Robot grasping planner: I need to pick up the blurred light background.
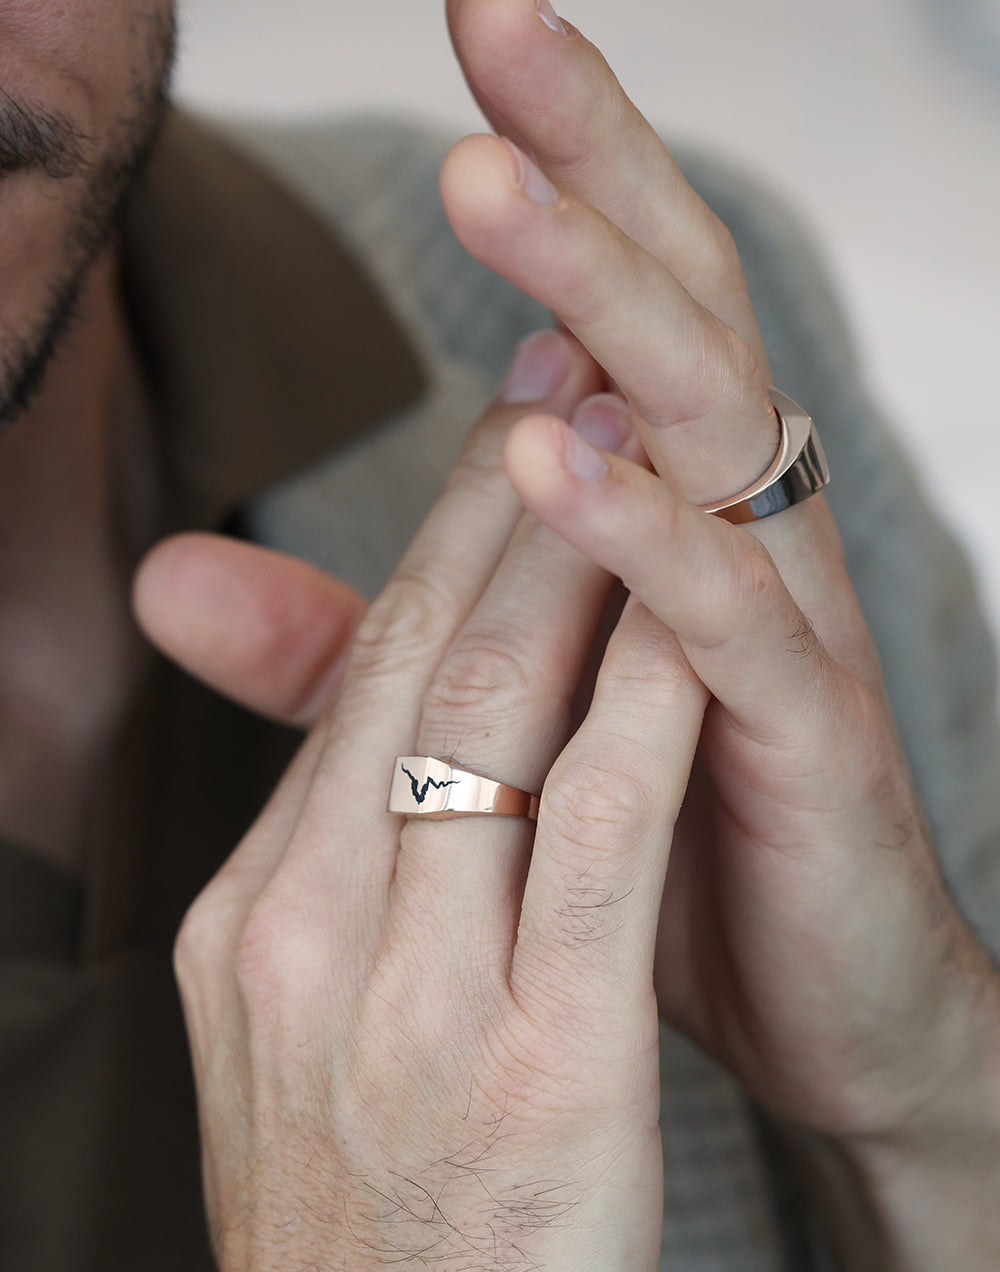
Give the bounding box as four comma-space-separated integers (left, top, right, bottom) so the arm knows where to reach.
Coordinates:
175, 0, 1000, 639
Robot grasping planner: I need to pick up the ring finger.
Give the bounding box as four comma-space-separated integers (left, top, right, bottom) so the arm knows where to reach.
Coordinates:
204, 331, 603, 931
395, 394, 642, 962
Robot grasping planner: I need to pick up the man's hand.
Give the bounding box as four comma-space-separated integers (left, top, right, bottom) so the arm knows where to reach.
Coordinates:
137, 5, 1000, 1265
137, 332, 708, 1271
439, 3, 1000, 1265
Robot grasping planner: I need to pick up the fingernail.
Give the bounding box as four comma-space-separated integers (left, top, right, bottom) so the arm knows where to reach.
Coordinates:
536, 0, 568, 36
570, 394, 633, 453
501, 330, 570, 403
502, 138, 560, 207
563, 427, 609, 482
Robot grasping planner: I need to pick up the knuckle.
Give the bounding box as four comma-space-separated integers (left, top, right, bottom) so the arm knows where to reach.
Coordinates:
653, 482, 687, 551
173, 893, 218, 992
424, 632, 533, 723
558, 70, 625, 170
700, 213, 744, 284
676, 211, 748, 297
842, 681, 904, 790
348, 571, 452, 677
689, 538, 781, 656
173, 836, 275, 1007
667, 210, 747, 306
654, 322, 765, 429
724, 324, 765, 390
702, 325, 765, 415
706, 212, 740, 264
719, 542, 831, 677
172, 885, 242, 1031
729, 537, 780, 622
543, 756, 651, 858
233, 894, 319, 1017
445, 412, 508, 493
602, 630, 693, 704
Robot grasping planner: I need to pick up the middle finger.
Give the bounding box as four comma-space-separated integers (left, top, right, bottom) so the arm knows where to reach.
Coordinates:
441, 133, 779, 506
447, 0, 764, 356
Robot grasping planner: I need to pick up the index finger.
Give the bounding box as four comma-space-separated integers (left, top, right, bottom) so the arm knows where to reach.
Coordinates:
440, 134, 780, 506
446, 0, 765, 362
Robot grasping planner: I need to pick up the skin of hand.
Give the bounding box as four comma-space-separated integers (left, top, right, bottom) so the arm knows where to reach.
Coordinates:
138, 4, 1000, 1265
138, 333, 714, 1271
437, 1, 1000, 1263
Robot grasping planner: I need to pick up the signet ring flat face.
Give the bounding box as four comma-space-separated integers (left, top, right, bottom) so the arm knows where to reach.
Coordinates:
388, 757, 540, 820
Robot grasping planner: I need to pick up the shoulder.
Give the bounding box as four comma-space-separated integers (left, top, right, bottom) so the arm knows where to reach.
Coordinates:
205, 115, 549, 384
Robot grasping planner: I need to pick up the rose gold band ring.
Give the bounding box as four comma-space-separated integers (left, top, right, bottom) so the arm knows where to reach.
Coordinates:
388, 757, 540, 820
701, 388, 830, 524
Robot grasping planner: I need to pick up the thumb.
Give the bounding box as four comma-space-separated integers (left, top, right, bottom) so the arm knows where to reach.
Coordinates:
133, 533, 367, 728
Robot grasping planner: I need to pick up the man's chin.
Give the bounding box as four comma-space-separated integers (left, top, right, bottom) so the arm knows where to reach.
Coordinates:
0, 272, 87, 429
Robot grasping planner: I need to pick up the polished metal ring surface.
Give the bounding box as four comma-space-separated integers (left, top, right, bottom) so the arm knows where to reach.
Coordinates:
701, 388, 830, 524
388, 757, 540, 820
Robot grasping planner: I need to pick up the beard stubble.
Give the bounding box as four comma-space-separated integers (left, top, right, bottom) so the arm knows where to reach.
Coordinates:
0, 7, 177, 428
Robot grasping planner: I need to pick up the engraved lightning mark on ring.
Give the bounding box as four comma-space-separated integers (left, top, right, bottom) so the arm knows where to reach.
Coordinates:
401, 763, 460, 806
